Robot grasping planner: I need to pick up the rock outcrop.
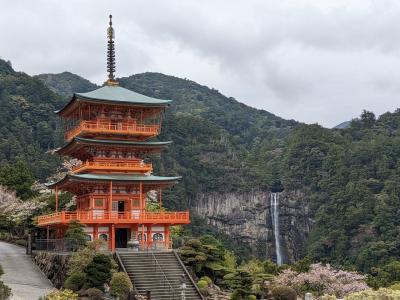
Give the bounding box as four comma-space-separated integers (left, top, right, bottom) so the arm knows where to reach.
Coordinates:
191, 189, 312, 263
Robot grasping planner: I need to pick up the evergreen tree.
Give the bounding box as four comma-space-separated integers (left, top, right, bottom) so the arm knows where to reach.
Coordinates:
0, 161, 36, 200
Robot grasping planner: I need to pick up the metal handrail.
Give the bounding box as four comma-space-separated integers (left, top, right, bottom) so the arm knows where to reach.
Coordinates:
173, 250, 206, 300
114, 252, 139, 295
149, 251, 177, 299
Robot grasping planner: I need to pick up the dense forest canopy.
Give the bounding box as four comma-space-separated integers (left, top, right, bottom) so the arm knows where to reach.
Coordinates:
0, 60, 64, 179
281, 110, 400, 274
3, 57, 400, 277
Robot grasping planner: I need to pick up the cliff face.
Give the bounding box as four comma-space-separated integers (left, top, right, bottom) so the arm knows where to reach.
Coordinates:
191, 189, 312, 263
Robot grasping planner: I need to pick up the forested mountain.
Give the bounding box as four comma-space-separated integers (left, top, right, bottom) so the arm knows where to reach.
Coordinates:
282, 110, 400, 274
35, 72, 98, 98
0, 60, 64, 179
0, 58, 295, 202
4, 56, 400, 276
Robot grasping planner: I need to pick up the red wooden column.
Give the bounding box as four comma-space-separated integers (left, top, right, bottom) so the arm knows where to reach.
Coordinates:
147, 225, 152, 249
164, 225, 170, 249
109, 181, 113, 213
93, 224, 98, 241
141, 224, 145, 250
111, 224, 115, 252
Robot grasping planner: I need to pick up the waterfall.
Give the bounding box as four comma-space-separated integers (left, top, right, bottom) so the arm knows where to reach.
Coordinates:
270, 192, 283, 265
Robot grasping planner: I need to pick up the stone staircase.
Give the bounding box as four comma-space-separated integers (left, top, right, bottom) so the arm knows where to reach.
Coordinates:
117, 251, 204, 300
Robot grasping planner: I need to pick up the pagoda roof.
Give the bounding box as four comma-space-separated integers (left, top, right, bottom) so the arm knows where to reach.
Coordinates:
57, 85, 171, 116
48, 173, 181, 189
57, 137, 172, 156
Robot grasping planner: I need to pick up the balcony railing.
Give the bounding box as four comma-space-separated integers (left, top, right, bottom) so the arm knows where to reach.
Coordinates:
65, 120, 160, 141
37, 211, 190, 226
72, 160, 153, 174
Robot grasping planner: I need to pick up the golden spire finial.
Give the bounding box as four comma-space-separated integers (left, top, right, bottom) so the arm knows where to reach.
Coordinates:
106, 14, 118, 86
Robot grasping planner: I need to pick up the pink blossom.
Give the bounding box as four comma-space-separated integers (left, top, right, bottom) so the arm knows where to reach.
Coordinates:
274, 263, 369, 297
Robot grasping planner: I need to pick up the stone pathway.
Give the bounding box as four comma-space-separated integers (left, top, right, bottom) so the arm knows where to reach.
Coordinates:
0, 241, 53, 300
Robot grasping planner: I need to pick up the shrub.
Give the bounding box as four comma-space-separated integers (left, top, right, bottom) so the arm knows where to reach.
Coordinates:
109, 272, 133, 300
0, 264, 11, 300
271, 286, 297, 300
344, 288, 400, 299
200, 276, 212, 285
197, 280, 208, 289
390, 283, 400, 290
321, 295, 337, 300
0, 281, 11, 300
43, 289, 78, 300
64, 271, 86, 291
67, 240, 106, 275
84, 254, 112, 290
14, 239, 27, 247
83, 287, 104, 300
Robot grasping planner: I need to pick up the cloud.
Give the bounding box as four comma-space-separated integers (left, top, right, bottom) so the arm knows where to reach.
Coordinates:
1, 0, 400, 127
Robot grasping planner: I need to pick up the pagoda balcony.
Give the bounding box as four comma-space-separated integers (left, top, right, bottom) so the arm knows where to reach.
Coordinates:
72, 160, 153, 174
37, 210, 190, 226
65, 120, 160, 141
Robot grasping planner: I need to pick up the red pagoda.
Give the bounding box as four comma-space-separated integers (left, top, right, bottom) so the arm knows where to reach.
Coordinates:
37, 15, 189, 251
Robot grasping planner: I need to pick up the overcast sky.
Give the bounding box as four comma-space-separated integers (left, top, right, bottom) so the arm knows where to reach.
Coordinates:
1, 0, 400, 127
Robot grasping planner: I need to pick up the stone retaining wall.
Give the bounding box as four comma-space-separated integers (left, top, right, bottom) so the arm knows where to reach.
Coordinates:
31, 251, 70, 288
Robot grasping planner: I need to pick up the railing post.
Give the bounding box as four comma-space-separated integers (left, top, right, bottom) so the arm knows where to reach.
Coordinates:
26, 233, 32, 255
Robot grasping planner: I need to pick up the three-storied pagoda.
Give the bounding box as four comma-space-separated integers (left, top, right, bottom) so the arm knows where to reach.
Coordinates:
37, 16, 189, 251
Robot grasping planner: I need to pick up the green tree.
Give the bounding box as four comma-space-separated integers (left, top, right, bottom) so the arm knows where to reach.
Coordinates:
84, 254, 112, 291
64, 220, 87, 251
0, 161, 36, 200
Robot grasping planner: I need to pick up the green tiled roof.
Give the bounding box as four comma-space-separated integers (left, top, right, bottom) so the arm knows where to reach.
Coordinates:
74, 137, 172, 147
56, 85, 171, 115
48, 173, 181, 188
75, 86, 171, 105
70, 174, 181, 182
56, 137, 172, 157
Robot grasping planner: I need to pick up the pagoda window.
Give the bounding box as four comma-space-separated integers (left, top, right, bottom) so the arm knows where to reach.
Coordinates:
99, 234, 108, 241
153, 233, 163, 241
131, 199, 140, 208
94, 198, 104, 208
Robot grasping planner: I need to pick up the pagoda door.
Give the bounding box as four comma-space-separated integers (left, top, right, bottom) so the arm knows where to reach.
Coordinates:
112, 200, 118, 219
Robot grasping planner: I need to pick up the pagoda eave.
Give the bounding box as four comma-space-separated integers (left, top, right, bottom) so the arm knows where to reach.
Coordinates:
56, 137, 172, 157
57, 86, 172, 117
48, 173, 181, 189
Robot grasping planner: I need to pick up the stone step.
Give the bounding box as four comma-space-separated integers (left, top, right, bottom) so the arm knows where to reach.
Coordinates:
117, 251, 203, 300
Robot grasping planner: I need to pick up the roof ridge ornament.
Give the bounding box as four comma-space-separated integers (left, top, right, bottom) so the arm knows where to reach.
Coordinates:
106, 14, 119, 86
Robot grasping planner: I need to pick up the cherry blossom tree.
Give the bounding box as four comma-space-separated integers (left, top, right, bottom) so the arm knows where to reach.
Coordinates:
274, 263, 369, 297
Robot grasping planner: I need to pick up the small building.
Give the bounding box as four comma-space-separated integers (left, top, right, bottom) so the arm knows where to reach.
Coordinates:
37, 16, 189, 251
